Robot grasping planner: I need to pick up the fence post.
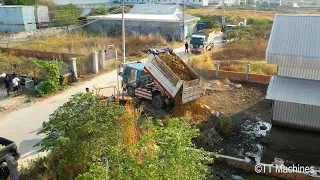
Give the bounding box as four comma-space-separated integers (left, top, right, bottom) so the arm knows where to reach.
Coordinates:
99, 50, 106, 70
216, 61, 220, 77
92, 52, 99, 74
70, 57, 78, 80
246, 64, 250, 81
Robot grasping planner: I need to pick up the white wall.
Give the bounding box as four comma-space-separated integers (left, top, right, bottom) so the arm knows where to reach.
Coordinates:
272, 101, 320, 131
278, 66, 320, 81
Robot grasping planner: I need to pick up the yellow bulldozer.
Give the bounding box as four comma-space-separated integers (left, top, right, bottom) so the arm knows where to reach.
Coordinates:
94, 83, 133, 106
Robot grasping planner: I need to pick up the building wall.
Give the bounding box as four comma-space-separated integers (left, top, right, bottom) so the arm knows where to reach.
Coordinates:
0, 6, 36, 32
272, 101, 320, 131
123, 0, 208, 6
85, 19, 197, 40
278, 65, 320, 81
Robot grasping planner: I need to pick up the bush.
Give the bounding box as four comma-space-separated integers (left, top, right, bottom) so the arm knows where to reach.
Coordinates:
195, 14, 220, 29
3, 0, 37, 5
23, 93, 213, 179
215, 116, 235, 136
50, 4, 81, 26
35, 60, 63, 95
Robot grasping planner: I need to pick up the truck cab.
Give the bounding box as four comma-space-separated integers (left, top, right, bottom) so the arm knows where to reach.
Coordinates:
190, 33, 213, 53
121, 62, 152, 97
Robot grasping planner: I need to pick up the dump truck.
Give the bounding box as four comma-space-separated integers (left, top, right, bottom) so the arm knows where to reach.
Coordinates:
190, 32, 214, 53
121, 48, 201, 109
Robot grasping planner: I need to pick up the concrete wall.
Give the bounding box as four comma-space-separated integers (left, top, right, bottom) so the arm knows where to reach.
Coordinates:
85, 20, 184, 40
272, 101, 320, 132
202, 69, 271, 83
0, 26, 77, 47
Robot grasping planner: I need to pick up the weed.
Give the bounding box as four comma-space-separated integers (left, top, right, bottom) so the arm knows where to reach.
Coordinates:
25, 96, 35, 103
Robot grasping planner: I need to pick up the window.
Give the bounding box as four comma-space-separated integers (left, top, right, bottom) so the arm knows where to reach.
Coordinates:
158, 0, 160, 2
199, 0, 201, 2
140, 70, 149, 77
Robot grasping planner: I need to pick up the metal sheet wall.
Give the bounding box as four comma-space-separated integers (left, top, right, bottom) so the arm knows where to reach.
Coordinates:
278, 66, 320, 81
273, 101, 320, 131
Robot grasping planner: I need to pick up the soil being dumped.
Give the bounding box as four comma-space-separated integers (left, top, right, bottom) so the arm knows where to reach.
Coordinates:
170, 88, 212, 124
157, 53, 192, 81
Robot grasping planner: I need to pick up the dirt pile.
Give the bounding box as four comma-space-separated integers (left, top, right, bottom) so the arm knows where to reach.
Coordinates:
157, 53, 192, 81
171, 98, 212, 123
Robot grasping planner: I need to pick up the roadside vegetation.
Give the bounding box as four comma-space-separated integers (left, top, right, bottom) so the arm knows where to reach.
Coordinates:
192, 17, 276, 75
185, 8, 319, 20
0, 53, 37, 76
15, 32, 179, 61
20, 93, 213, 179
90, 6, 131, 16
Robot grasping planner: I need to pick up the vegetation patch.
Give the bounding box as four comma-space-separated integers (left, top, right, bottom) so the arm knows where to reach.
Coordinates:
20, 93, 213, 179
16, 32, 175, 61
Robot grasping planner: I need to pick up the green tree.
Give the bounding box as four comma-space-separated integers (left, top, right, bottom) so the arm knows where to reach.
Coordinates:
50, 4, 81, 27
3, 0, 37, 5
226, 26, 253, 41
32, 93, 213, 179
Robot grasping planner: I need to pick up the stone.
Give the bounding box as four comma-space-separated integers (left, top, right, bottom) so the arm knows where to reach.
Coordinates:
235, 84, 242, 89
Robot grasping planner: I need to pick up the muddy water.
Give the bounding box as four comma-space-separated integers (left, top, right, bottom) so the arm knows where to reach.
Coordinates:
263, 126, 320, 166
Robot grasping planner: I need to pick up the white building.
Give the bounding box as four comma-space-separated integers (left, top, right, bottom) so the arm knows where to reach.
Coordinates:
266, 14, 320, 132
86, 4, 200, 40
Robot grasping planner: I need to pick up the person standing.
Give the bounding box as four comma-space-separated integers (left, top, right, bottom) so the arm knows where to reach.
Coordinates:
185, 36, 189, 53
12, 74, 20, 97
5, 149, 19, 180
4, 75, 11, 96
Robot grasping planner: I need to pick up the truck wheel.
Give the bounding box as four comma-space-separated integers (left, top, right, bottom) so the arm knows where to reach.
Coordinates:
152, 95, 164, 109
127, 87, 135, 97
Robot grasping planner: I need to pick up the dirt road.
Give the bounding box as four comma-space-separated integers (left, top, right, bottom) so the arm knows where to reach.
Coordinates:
0, 32, 222, 167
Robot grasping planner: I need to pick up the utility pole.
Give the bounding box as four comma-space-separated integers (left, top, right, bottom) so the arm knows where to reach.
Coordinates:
221, 0, 225, 31
183, 0, 185, 40
122, 1, 126, 63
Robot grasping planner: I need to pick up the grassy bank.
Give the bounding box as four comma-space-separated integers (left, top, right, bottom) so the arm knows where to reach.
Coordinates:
185, 9, 319, 20
0, 53, 37, 76
191, 39, 276, 75
15, 32, 181, 61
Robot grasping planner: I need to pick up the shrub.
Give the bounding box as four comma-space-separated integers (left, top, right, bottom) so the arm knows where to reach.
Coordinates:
24, 93, 213, 179
215, 116, 235, 136
50, 4, 81, 26
3, 0, 37, 5
35, 60, 63, 95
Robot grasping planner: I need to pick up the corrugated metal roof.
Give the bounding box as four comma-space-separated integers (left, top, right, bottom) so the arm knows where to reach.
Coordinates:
88, 13, 181, 22
87, 13, 199, 23
266, 14, 320, 69
266, 75, 320, 106
175, 13, 200, 23
129, 4, 180, 14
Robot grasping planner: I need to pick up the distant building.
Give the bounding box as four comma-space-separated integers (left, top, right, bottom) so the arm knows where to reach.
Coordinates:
261, 0, 281, 6
266, 14, 320, 131
85, 4, 200, 40
0, 6, 37, 32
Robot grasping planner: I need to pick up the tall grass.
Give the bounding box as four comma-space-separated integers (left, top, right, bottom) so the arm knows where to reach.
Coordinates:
220, 60, 276, 75
16, 33, 169, 60
0, 53, 38, 76
212, 39, 268, 61
191, 52, 216, 70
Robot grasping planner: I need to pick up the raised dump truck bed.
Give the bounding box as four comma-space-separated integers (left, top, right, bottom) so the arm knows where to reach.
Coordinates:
144, 49, 201, 104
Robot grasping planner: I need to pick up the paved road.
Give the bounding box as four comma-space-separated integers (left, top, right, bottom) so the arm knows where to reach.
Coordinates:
0, 32, 222, 167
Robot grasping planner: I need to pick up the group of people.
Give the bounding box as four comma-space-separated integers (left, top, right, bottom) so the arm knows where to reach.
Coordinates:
4, 74, 21, 97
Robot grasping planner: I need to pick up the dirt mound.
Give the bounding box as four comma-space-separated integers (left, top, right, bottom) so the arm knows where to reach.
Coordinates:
157, 53, 192, 81
170, 98, 212, 123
